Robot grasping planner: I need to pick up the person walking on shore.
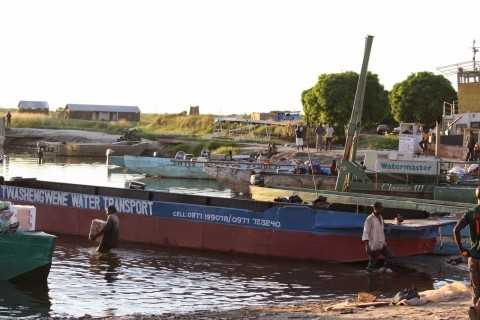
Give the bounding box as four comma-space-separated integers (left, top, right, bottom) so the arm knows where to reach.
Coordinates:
89, 205, 120, 253
362, 202, 392, 272
295, 125, 305, 151
5, 112, 11, 128
454, 187, 480, 319
467, 132, 477, 162
325, 124, 334, 151
315, 124, 325, 152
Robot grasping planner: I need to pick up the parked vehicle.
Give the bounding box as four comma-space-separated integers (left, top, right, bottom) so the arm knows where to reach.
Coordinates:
376, 124, 389, 135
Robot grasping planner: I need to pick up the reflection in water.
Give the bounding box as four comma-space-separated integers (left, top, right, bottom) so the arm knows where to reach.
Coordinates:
0, 235, 468, 319
47, 236, 467, 318
0, 154, 236, 198
0, 281, 50, 319
89, 252, 122, 285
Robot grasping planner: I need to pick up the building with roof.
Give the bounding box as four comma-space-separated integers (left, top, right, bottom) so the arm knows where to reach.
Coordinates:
64, 104, 141, 122
189, 105, 200, 115
18, 101, 49, 114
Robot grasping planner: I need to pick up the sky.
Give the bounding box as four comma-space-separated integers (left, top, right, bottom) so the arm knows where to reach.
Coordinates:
0, 0, 479, 115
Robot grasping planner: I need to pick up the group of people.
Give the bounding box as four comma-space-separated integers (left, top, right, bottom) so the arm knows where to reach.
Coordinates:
362, 192, 480, 318
315, 124, 334, 152
294, 123, 335, 152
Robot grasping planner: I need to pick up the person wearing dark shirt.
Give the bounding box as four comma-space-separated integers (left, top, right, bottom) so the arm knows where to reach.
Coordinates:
295, 125, 305, 151
315, 124, 325, 152
6, 112, 11, 128
454, 188, 480, 319
467, 132, 477, 162
330, 159, 337, 176
90, 205, 120, 253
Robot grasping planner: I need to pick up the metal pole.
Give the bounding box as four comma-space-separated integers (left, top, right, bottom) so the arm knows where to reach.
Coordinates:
335, 35, 374, 191
435, 121, 440, 157
349, 35, 374, 162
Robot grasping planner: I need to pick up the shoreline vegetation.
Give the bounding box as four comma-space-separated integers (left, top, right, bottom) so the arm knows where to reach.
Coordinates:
5, 111, 399, 156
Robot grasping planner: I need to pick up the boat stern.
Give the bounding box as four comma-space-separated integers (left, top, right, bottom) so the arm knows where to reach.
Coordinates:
0, 231, 56, 282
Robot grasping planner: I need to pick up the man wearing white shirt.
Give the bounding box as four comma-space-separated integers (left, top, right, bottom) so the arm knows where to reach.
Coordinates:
362, 202, 392, 271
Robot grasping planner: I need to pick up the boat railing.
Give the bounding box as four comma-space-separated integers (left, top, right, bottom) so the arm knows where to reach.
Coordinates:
202, 161, 297, 170
440, 160, 480, 172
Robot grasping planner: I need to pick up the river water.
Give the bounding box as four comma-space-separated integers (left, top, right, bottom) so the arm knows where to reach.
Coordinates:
0, 155, 469, 319
0, 154, 236, 198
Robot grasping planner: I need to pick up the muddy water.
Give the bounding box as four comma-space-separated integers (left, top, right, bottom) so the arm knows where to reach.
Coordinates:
1, 235, 468, 319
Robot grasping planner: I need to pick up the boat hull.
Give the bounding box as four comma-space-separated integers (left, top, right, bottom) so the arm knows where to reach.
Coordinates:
41, 142, 150, 157
120, 155, 211, 179
203, 165, 337, 189
0, 181, 446, 263
0, 232, 56, 281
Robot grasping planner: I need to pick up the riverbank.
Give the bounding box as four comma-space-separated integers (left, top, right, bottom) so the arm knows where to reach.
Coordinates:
4, 127, 345, 160
57, 298, 472, 319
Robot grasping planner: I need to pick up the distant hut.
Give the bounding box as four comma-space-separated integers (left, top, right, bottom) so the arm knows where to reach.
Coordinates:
64, 104, 141, 122
18, 101, 49, 114
189, 105, 200, 116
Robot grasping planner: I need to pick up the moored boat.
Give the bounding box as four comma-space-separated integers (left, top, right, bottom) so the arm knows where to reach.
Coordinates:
0, 179, 454, 262
117, 155, 212, 179
111, 154, 296, 180
0, 231, 56, 281
249, 184, 475, 216
203, 163, 337, 190
38, 141, 151, 158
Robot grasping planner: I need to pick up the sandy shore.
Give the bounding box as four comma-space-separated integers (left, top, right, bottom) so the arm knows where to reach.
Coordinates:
59, 298, 471, 319
6, 128, 121, 144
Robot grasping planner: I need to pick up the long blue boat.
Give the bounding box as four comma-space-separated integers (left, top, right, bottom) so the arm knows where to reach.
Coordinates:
0, 179, 455, 262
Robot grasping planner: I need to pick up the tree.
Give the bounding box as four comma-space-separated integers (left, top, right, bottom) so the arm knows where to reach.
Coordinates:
301, 72, 389, 137
389, 72, 457, 128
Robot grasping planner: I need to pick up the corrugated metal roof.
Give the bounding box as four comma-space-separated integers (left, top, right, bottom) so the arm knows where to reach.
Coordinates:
18, 100, 49, 110
65, 104, 140, 113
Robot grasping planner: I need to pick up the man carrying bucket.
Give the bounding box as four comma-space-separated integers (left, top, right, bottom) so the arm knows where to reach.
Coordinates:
454, 188, 480, 319
89, 205, 120, 253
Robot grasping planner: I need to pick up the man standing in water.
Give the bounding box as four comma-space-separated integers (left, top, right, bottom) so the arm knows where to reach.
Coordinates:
454, 188, 480, 319
90, 205, 120, 253
362, 202, 392, 272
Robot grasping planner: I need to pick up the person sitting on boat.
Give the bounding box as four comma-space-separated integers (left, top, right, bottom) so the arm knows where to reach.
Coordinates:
312, 196, 329, 209
362, 202, 392, 272
330, 160, 337, 176
89, 205, 120, 253
454, 187, 480, 319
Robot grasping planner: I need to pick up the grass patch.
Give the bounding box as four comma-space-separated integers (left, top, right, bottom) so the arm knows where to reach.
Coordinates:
212, 146, 240, 155
10, 112, 132, 133
358, 134, 399, 150
6, 112, 215, 138
140, 114, 214, 136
